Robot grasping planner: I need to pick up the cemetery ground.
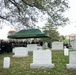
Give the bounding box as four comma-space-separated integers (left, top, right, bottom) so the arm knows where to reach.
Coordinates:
0, 51, 76, 75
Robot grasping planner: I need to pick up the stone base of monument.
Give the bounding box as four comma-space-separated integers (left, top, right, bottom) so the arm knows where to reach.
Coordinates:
30, 63, 55, 69
66, 64, 76, 69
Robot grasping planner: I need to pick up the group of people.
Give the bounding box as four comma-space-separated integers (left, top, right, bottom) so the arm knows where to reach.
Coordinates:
0, 40, 44, 54
0, 40, 13, 54
0, 39, 52, 54
63, 43, 71, 48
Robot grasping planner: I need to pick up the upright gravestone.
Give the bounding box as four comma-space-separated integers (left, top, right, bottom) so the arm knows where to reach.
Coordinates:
3, 57, 10, 68
66, 51, 76, 69
71, 41, 76, 50
52, 42, 63, 50
37, 46, 42, 50
27, 44, 37, 51
12, 47, 18, 53
42, 42, 48, 49
64, 46, 69, 56
30, 50, 55, 69
13, 47, 28, 57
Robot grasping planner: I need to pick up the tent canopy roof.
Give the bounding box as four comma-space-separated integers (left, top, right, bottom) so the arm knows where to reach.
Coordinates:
7, 29, 49, 39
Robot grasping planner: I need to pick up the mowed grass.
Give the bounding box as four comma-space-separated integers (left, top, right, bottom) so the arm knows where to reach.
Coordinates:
0, 50, 76, 75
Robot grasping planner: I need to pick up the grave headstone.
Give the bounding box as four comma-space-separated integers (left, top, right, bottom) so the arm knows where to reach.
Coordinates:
42, 42, 48, 49
37, 46, 42, 50
3, 57, 10, 68
52, 42, 63, 50
30, 50, 55, 69
66, 51, 76, 69
64, 46, 69, 56
13, 47, 28, 57
27, 44, 37, 51
71, 41, 76, 50
12, 47, 17, 53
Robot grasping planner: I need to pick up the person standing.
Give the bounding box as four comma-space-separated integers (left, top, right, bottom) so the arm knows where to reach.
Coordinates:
0, 40, 1, 54
0, 40, 5, 53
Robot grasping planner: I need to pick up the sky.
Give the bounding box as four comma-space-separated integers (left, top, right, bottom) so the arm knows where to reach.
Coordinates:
57, 0, 76, 36
0, 0, 76, 40
0, 25, 15, 40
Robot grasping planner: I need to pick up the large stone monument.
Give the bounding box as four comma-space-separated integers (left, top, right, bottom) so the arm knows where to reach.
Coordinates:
66, 51, 76, 69
30, 50, 55, 69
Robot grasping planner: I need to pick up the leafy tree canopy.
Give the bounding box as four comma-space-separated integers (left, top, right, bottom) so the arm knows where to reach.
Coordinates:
0, 0, 69, 29
42, 20, 60, 42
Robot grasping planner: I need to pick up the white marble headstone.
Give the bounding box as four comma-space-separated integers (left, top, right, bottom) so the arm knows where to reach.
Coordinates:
30, 50, 55, 69
52, 42, 63, 50
27, 44, 37, 51
13, 47, 28, 57
71, 41, 76, 50
3, 57, 10, 68
12, 47, 18, 53
37, 46, 42, 50
64, 46, 69, 56
66, 51, 76, 69
13, 47, 26, 53
42, 42, 48, 49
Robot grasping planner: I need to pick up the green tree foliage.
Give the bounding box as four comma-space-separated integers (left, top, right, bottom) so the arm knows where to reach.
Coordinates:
42, 20, 60, 42
0, 0, 69, 29
59, 35, 65, 41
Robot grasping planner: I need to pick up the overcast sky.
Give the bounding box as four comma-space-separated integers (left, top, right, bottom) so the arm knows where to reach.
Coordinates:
0, 0, 76, 40
57, 0, 76, 36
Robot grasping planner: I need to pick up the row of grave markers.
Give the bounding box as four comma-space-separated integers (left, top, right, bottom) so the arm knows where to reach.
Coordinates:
3, 41, 76, 69
3, 48, 76, 69
12, 41, 76, 52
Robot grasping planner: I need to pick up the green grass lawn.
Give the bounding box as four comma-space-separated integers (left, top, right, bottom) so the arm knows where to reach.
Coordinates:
0, 51, 76, 75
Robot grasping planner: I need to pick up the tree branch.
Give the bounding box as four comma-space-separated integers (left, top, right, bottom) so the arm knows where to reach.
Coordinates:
0, 16, 7, 20
21, 0, 34, 7
8, 0, 21, 14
